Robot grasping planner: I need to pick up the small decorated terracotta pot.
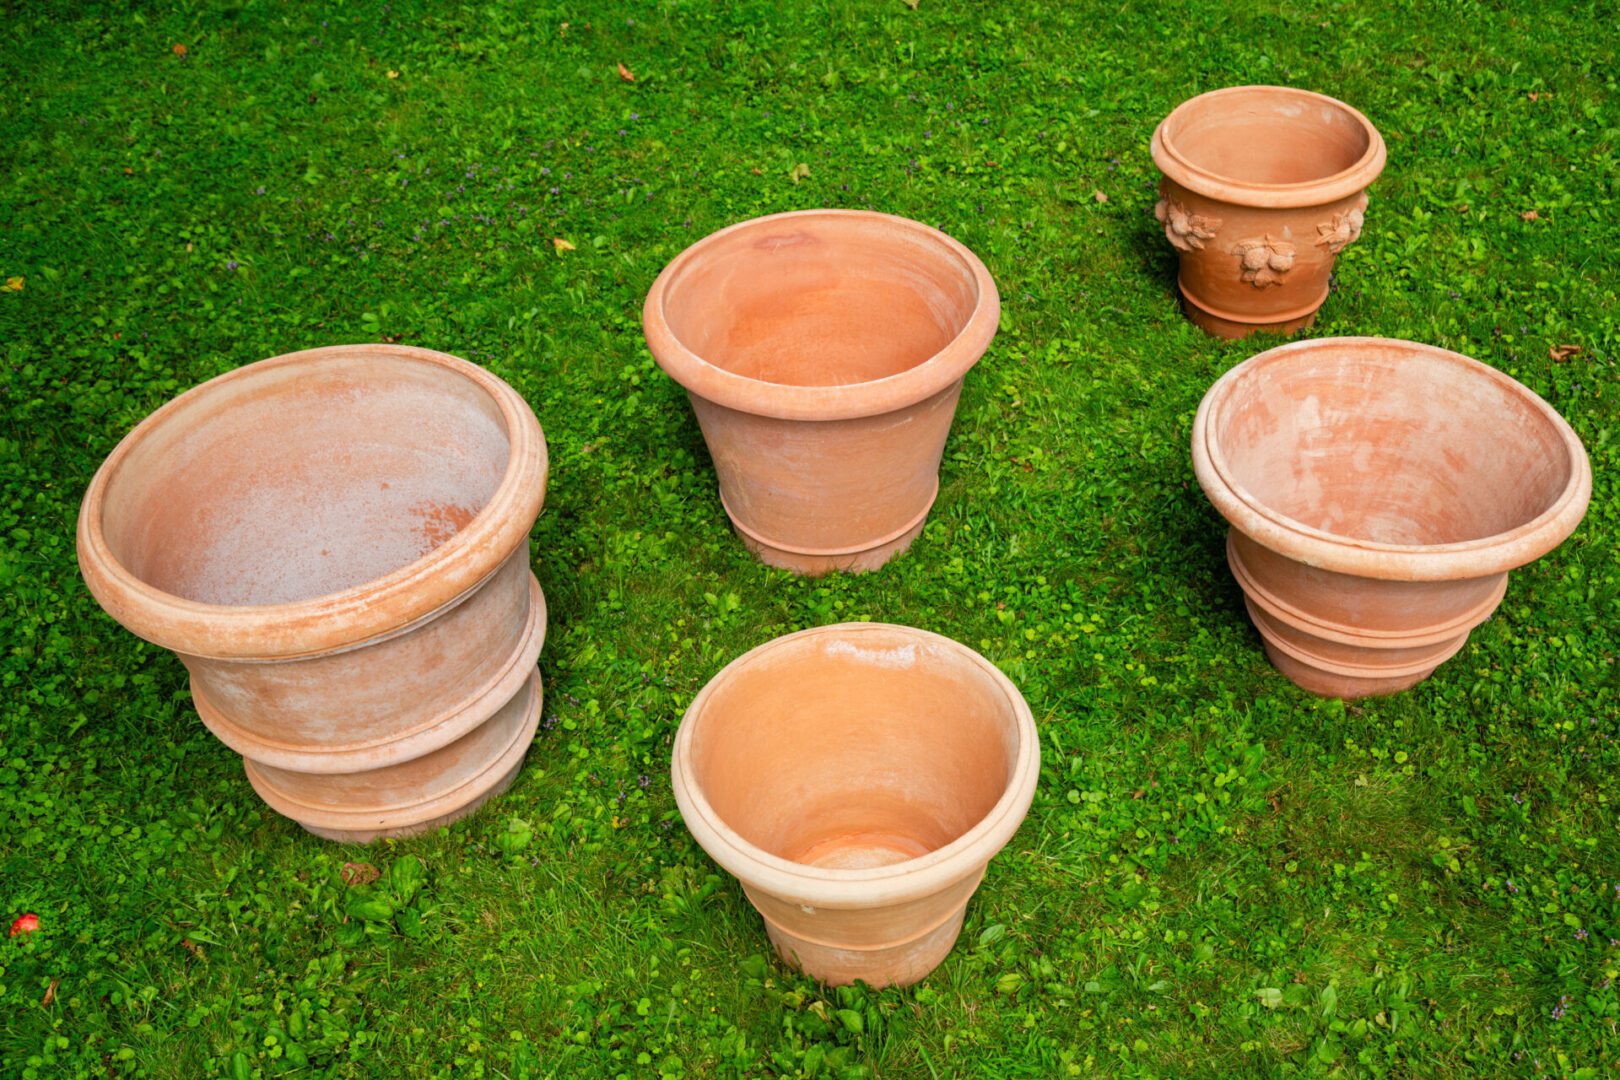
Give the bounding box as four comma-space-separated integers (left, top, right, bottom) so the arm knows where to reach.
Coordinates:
1151, 86, 1386, 338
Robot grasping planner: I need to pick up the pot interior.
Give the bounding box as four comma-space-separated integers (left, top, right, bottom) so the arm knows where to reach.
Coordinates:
688, 629, 1020, 871
97, 351, 511, 606
1213, 345, 1575, 546
659, 215, 982, 387
1164, 88, 1371, 186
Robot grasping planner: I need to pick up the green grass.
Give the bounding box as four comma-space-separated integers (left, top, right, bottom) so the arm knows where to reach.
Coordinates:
2, 0, 1618, 1076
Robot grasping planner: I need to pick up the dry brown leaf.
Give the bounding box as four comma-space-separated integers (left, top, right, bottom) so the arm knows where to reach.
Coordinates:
1092, 190, 1108, 204
42, 978, 58, 1007
617, 61, 635, 82
341, 861, 381, 887
172, 43, 188, 58
1549, 344, 1582, 362
1520, 210, 1540, 221
750, 167, 763, 176
552, 237, 576, 253
180, 938, 204, 959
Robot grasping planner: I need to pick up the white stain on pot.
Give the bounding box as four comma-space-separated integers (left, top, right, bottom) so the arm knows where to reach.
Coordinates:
822, 639, 918, 669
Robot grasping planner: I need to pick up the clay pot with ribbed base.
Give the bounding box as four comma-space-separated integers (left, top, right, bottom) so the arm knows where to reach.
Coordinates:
77, 344, 549, 842
643, 210, 999, 575
1152, 86, 1386, 338
672, 623, 1039, 987
1192, 337, 1591, 698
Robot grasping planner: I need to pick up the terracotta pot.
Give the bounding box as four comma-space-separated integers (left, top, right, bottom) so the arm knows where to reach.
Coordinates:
643, 210, 999, 574
77, 344, 550, 842
672, 623, 1039, 987
1151, 86, 1386, 338
1192, 337, 1591, 698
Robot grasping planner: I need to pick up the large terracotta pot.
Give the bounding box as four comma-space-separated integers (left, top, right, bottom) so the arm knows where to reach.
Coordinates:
77, 344, 549, 842
1151, 86, 1386, 338
1192, 337, 1591, 699
672, 623, 1039, 987
643, 210, 1000, 574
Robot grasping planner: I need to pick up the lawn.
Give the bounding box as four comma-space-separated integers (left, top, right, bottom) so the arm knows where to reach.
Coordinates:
2, 0, 1618, 1076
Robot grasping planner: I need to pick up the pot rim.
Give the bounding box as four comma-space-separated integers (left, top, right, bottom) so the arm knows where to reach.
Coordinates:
1151, 85, 1387, 208
1191, 337, 1592, 582
642, 209, 1000, 422
671, 622, 1040, 910
76, 344, 548, 660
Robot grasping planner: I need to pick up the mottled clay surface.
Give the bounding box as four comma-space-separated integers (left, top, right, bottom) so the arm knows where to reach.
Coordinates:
78, 344, 549, 840
1192, 337, 1591, 697
644, 210, 999, 574
1151, 86, 1386, 338
672, 624, 1039, 987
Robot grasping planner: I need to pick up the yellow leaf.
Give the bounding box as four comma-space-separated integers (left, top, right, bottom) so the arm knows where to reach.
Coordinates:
386, 69, 399, 79
552, 238, 576, 253
902, 0, 920, 8
4, 277, 22, 291
788, 162, 810, 183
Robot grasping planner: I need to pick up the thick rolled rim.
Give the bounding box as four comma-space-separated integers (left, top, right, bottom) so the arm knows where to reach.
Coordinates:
1151, 85, 1387, 208
75, 344, 548, 660
1191, 337, 1592, 581
671, 622, 1040, 910
642, 209, 1000, 422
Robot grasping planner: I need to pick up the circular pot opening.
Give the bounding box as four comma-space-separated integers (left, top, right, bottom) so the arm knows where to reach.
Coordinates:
686, 628, 1022, 870
97, 351, 513, 607
1161, 87, 1373, 187
658, 215, 984, 388
1212, 344, 1576, 547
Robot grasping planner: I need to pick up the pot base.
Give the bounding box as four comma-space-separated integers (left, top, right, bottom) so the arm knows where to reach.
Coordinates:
759, 891, 973, 989
1257, 637, 1440, 699
245, 672, 542, 843
723, 486, 935, 576
1179, 285, 1323, 340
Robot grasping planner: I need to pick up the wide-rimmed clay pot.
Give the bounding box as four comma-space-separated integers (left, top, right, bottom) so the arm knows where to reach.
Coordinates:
1192, 337, 1591, 698
643, 210, 1000, 574
672, 623, 1039, 987
1151, 86, 1386, 338
77, 344, 550, 842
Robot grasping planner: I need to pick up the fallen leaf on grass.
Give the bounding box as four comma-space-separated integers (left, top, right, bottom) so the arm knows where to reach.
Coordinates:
902, 0, 920, 8
341, 861, 381, 887
552, 237, 576, 253
43, 979, 58, 1007
1549, 344, 1582, 362
172, 43, 188, 58
386, 70, 399, 79
5, 277, 22, 292
1520, 209, 1540, 221
1093, 190, 1108, 203
617, 61, 635, 82
788, 162, 810, 183
180, 938, 204, 959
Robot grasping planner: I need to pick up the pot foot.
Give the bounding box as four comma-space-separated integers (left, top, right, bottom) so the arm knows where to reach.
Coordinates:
764, 901, 970, 989
1258, 641, 1438, 700
738, 516, 926, 575
247, 672, 542, 843
1179, 288, 1321, 340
